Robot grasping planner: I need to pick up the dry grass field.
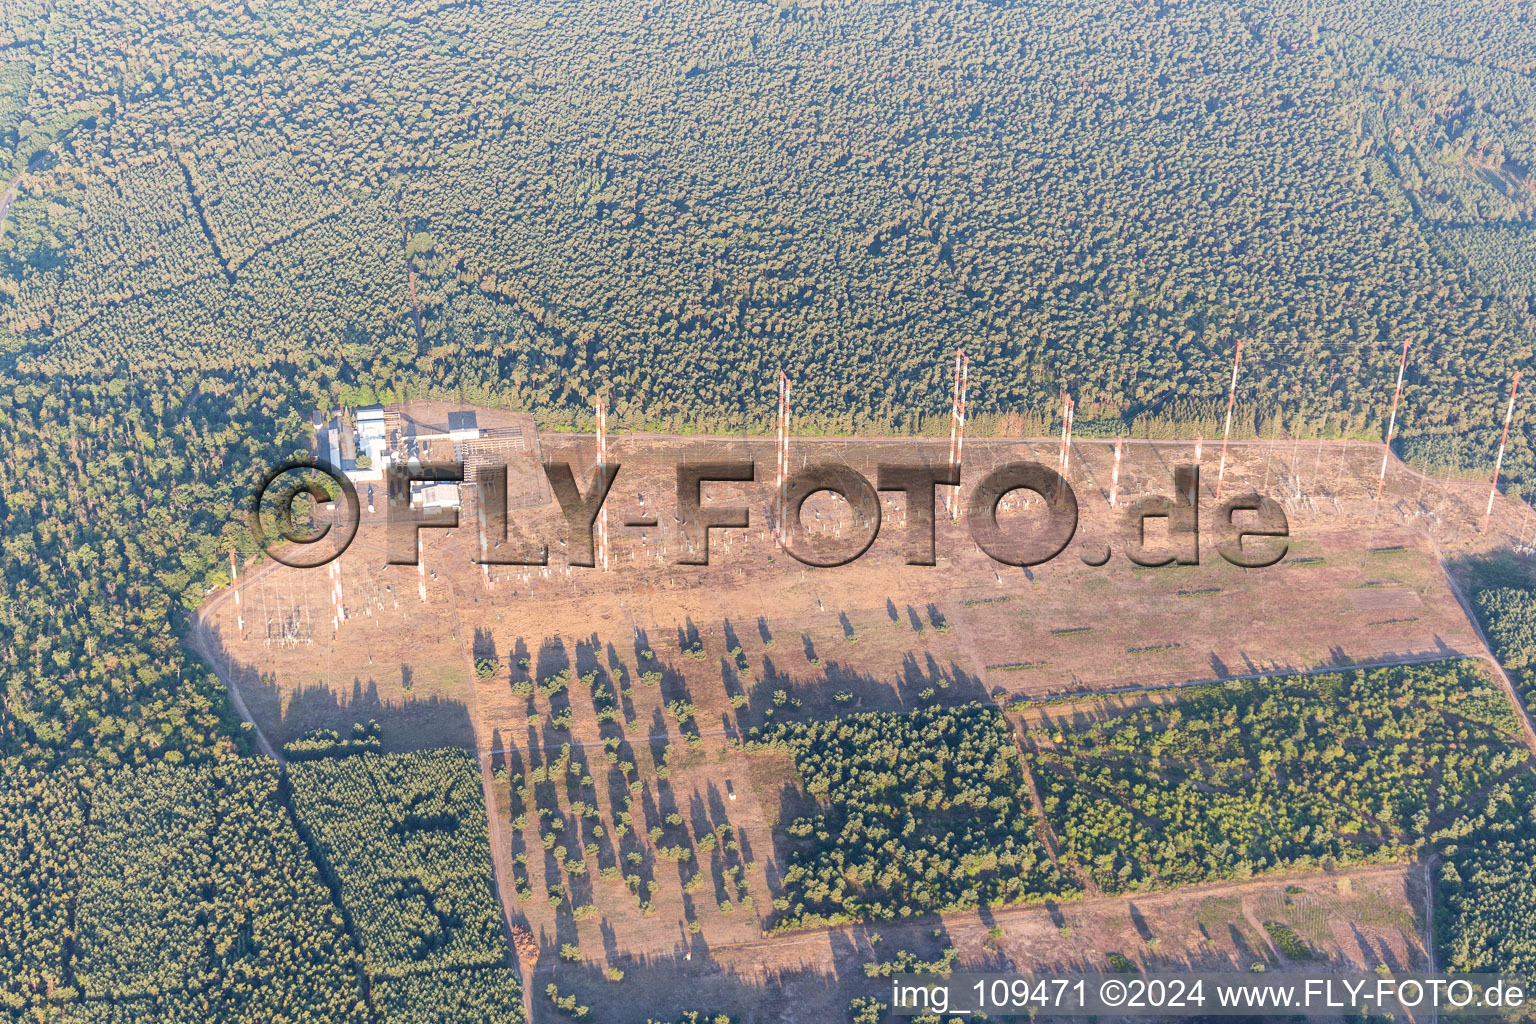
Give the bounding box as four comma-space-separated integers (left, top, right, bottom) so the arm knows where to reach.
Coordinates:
530, 864, 1428, 1024
196, 415, 1534, 1022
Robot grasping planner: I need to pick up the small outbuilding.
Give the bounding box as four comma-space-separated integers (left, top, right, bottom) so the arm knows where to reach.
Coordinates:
447, 411, 480, 442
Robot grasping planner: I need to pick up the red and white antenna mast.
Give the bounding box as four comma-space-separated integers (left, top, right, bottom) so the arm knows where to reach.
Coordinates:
229, 550, 244, 641
1192, 434, 1203, 504
946, 350, 968, 519
329, 559, 346, 629
1057, 392, 1070, 472
1109, 436, 1123, 507
476, 475, 491, 589
1484, 370, 1523, 535
595, 394, 608, 570
1061, 395, 1076, 475
1377, 336, 1411, 500
418, 533, 427, 602
327, 561, 341, 639
1215, 338, 1244, 500
775, 371, 792, 539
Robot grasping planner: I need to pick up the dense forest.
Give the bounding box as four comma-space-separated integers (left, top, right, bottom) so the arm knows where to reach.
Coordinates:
1031, 661, 1527, 893
0, 750, 523, 1024
286, 750, 512, 979
2, 0, 1535, 760
751, 662, 1528, 930
2, 0, 1536, 1013
1439, 800, 1536, 975
3, 756, 370, 1023
753, 703, 1072, 929
1477, 586, 1536, 705
0, 0, 1534, 446
1445, 570, 1536, 973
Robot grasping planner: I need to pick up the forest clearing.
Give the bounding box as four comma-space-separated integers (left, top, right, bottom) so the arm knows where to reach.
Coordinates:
185, 417, 1536, 1021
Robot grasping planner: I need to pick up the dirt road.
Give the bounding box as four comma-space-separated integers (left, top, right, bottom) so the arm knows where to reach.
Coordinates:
0, 171, 24, 231
188, 556, 284, 761
0, 152, 50, 233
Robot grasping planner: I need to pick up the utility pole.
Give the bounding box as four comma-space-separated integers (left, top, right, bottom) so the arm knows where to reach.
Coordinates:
1065, 397, 1075, 474
329, 560, 345, 631
418, 533, 427, 602
1057, 392, 1069, 471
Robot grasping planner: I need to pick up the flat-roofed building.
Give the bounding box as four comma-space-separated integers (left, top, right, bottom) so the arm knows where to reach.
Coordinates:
412, 480, 461, 511
447, 410, 480, 442
345, 405, 391, 482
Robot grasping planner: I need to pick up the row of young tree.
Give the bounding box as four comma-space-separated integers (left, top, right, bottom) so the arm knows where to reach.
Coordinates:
498, 662, 759, 933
